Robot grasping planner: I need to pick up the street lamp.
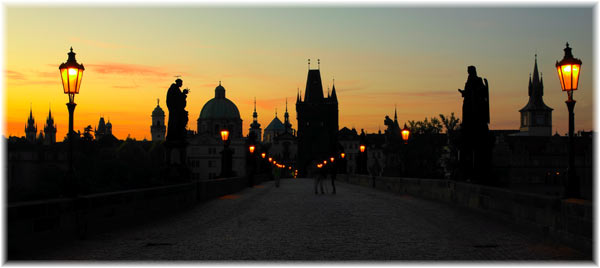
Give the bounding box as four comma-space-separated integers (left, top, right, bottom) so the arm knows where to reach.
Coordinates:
220, 129, 232, 177
401, 123, 411, 144
249, 145, 255, 154
261, 152, 266, 159
330, 157, 335, 162
359, 144, 367, 174
556, 42, 582, 198
340, 153, 345, 159
59, 47, 84, 196
221, 130, 230, 142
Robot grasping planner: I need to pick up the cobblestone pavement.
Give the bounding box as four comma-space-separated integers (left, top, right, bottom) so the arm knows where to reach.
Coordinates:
23, 178, 590, 261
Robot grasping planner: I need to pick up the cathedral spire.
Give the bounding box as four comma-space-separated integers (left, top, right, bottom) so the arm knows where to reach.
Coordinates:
330, 79, 337, 103
394, 104, 398, 122
253, 97, 258, 120
532, 54, 540, 87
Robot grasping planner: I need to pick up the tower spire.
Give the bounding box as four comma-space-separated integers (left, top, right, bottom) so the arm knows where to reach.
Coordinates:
394, 104, 398, 122
318, 59, 320, 70
308, 59, 310, 70
330, 79, 337, 102
253, 97, 258, 120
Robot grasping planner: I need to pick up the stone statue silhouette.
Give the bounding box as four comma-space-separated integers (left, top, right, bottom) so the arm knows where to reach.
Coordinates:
384, 116, 399, 136
166, 78, 189, 142
163, 78, 190, 182
457, 66, 491, 183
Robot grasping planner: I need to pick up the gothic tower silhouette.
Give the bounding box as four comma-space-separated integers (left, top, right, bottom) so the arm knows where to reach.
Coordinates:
43, 107, 57, 145
151, 98, 166, 141
296, 59, 339, 176
519, 55, 553, 136
249, 98, 262, 142
25, 107, 37, 143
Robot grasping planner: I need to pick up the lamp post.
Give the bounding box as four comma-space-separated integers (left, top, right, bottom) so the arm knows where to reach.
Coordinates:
358, 144, 367, 174
59, 47, 84, 196
401, 124, 411, 144
220, 129, 232, 177
555, 42, 582, 198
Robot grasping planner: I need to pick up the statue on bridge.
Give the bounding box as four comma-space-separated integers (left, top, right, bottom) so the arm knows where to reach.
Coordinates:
457, 66, 493, 184
164, 78, 190, 182
166, 78, 189, 142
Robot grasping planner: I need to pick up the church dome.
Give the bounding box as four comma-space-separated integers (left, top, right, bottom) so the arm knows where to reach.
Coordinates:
265, 116, 285, 131
199, 82, 241, 120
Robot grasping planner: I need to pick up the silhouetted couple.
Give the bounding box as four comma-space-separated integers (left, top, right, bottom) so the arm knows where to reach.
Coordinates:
311, 160, 337, 195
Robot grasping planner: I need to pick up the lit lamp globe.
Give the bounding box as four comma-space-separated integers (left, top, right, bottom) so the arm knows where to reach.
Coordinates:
59, 47, 85, 103
556, 42, 582, 97
220, 130, 230, 142
330, 157, 335, 162
249, 145, 255, 154
261, 153, 266, 159
359, 145, 366, 153
401, 124, 411, 144
340, 153, 345, 159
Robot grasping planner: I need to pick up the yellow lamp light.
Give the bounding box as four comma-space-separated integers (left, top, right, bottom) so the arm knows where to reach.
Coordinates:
556, 43, 582, 95
220, 130, 229, 141
401, 124, 411, 143
59, 47, 85, 103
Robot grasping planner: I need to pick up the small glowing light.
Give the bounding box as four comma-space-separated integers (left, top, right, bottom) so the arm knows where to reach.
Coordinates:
249, 145, 255, 154
261, 153, 266, 158
360, 145, 366, 153
330, 157, 335, 162
268, 157, 272, 162
68, 68, 77, 76
341, 153, 345, 159
220, 130, 229, 141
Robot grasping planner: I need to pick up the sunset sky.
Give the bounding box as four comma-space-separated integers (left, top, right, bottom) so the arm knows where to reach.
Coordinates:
4, 6, 594, 140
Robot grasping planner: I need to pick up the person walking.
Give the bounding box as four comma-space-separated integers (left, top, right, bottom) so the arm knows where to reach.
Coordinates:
272, 164, 281, 188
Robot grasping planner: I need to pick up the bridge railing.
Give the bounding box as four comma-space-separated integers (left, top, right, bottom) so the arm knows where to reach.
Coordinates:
338, 174, 592, 253
7, 174, 270, 257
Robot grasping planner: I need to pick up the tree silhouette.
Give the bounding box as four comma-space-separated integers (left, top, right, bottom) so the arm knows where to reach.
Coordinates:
82, 125, 94, 142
